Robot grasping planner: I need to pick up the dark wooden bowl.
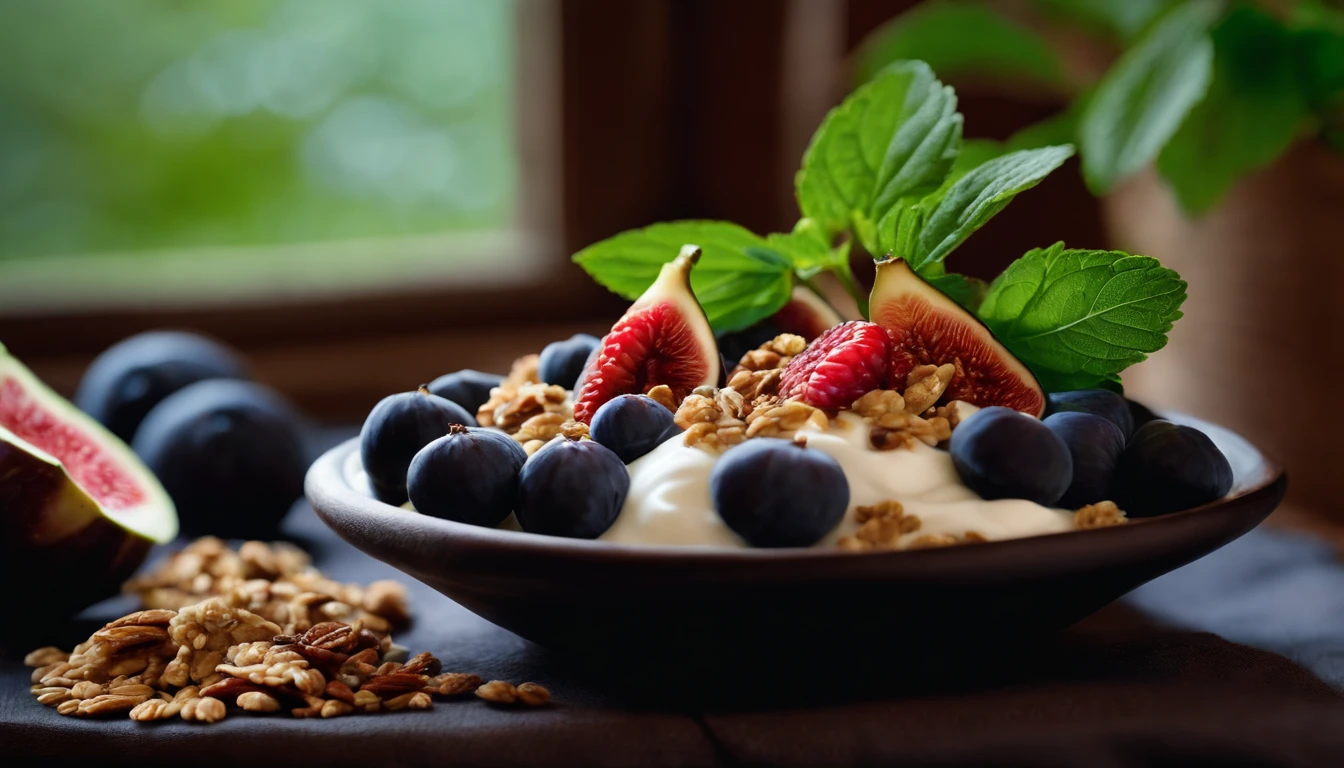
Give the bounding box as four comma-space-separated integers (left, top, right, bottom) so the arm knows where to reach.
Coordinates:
306, 415, 1284, 671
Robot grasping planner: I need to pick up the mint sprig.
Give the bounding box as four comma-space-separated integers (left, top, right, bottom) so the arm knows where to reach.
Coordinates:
572, 59, 1187, 393
978, 243, 1187, 389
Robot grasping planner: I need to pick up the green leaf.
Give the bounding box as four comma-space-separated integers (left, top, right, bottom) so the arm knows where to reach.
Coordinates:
572, 221, 793, 333
1079, 0, 1219, 193
1034, 368, 1124, 394
1157, 6, 1309, 214
765, 218, 844, 280
796, 60, 962, 249
894, 144, 1075, 270
926, 272, 989, 313
978, 242, 1187, 383
1032, 0, 1180, 42
855, 2, 1065, 88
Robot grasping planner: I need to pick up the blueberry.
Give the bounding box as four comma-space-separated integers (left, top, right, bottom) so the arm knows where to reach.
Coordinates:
517, 436, 629, 539
1113, 420, 1233, 517
1044, 412, 1126, 508
1047, 389, 1134, 440
408, 425, 527, 527
132, 380, 305, 538
950, 406, 1073, 506
716, 321, 782, 368
590, 394, 677, 463
76, 331, 249, 442
360, 386, 476, 505
538, 334, 602, 390
710, 438, 849, 548
427, 370, 504, 414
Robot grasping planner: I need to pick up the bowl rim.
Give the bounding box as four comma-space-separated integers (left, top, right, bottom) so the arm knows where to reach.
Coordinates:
305, 413, 1286, 567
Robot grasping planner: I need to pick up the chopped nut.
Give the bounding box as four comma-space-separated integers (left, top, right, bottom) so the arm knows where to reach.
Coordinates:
902, 363, 956, 414
869, 413, 951, 450
674, 391, 721, 429
325, 679, 356, 704
683, 420, 746, 453
745, 397, 827, 439
851, 389, 905, 418
559, 420, 590, 440
837, 501, 922, 551
70, 680, 104, 700
475, 680, 519, 705
503, 353, 541, 388
363, 671, 429, 698
24, 647, 70, 668
962, 531, 990, 543
428, 672, 484, 696
353, 689, 381, 710
522, 439, 548, 455
130, 696, 183, 721
75, 693, 150, 717
905, 533, 961, 549
237, 691, 282, 712
516, 683, 551, 707
180, 696, 227, 723
727, 367, 783, 400
1075, 501, 1128, 529
488, 383, 571, 434
513, 411, 567, 444
320, 699, 355, 718
646, 385, 677, 412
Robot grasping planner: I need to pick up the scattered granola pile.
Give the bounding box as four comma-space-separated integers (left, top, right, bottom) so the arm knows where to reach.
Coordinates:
124, 537, 410, 637
26, 599, 549, 722
27, 538, 552, 722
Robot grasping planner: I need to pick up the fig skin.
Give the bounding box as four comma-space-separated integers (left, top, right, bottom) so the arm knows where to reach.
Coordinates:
709, 438, 849, 548
360, 387, 475, 505
428, 370, 504, 414
1, 344, 176, 624
1113, 420, 1233, 517
950, 406, 1073, 506
516, 437, 629, 539
573, 246, 720, 424
76, 330, 249, 443
408, 426, 527, 527
538, 334, 602, 390
1044, 412, 1126, 509
1047, 389, 1134, 440
590, 394, 678, 464
1127, 398, 1162, 431
133, 380, 307, 539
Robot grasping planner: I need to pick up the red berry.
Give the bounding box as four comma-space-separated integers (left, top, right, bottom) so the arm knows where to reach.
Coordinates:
778, 321, 891, 409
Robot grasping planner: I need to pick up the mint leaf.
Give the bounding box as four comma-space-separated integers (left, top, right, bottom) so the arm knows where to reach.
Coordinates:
573, 221, 793, 333
1079, 0, 1218, 193
926, 272, 989, 313
796, 60, 962, 250
1033, 0, 1179, 42
856, 2, 1064, 88
978, 242, 1186, 384
1157, 6, 1308, 214
765, 218, 846, 280
883, 144, 1074, 270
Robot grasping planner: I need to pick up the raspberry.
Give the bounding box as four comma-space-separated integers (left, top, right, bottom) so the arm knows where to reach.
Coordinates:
778, 321, 891, 409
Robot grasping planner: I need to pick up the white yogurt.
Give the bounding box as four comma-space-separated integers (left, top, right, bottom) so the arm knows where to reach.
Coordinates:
601, 411, 1075, 548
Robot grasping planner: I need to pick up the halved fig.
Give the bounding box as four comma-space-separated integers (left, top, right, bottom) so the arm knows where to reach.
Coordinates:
772, 286, 844, 340
0, 344, 177, 621
870, 258, 1045, 417
573, 246, 720, 423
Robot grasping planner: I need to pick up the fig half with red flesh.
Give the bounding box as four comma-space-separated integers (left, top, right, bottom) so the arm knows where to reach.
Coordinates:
0, 344, 177, 621
871, 258, 1046, 417
772, 286, 844, 340
573, 246, 720, 424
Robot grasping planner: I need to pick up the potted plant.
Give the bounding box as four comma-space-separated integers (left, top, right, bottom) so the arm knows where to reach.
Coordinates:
858, 0, 1344, 520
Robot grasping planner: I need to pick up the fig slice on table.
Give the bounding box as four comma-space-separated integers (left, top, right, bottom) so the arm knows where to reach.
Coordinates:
0, 344, 177, 621
573, 245, 721, 424
870, 258, 1045, 417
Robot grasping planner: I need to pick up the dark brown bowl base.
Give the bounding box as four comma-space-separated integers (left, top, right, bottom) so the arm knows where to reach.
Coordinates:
307, 415, 1284, 676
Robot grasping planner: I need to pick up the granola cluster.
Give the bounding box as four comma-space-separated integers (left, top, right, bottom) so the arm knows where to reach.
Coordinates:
1074, 500, 1129, 529
26, 599, 550, 723
836, 500, 990, 551
725, 333, 806, 399
475, 354, 584, 454
124, 537, 409, 638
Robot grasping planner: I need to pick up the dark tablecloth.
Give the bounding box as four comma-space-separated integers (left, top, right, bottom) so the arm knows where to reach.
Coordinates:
5, 467, 1344, 765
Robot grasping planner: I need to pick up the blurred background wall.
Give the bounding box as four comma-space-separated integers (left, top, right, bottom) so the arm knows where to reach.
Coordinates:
1, 0, 1341, 526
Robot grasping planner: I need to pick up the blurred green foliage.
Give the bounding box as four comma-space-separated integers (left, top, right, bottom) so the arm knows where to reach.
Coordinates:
0, 0, 515, 263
